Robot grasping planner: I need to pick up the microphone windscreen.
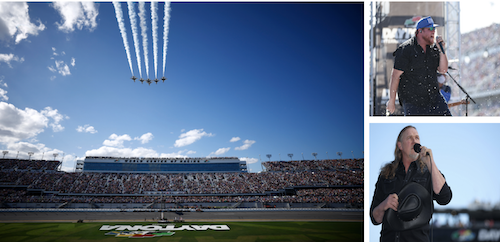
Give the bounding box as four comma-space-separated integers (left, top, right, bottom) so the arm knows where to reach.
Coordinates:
413, 143, 422, 153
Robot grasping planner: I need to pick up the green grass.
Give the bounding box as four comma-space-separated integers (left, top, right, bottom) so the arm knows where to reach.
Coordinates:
0, 222, 362, 242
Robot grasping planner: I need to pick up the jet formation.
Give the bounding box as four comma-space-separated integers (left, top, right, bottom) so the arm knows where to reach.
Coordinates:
131, 76, 167, 85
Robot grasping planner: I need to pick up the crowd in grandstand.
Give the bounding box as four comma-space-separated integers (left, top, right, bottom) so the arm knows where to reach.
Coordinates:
0, 188, 363, 205
448, 23, 500, 116
0, 159, 59, 171
0, 158, 363, 207
262, 159, 363, 171
1, 169, 362, 195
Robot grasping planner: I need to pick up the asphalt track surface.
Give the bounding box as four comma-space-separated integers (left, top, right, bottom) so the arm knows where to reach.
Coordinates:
0, 210, 362, 223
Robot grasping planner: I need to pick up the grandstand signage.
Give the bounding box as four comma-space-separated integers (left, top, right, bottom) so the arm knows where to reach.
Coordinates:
478, 229, 500, 241
381, 16, 420, 44
100, 224, 230, 238
434, 228, 500, 241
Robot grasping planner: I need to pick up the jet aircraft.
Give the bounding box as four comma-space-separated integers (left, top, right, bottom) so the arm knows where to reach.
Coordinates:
139, 78, 144, 84
146, 78, 152, 85
154, 78, 159, 84
131, 76, 137, 82
161, 76, 167, 82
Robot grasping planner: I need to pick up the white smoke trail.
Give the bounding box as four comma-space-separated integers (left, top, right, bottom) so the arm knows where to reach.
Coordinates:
151, 2, 158, 79
138, 2, 149, 78
127, 2, 142, 78
112, 2, 134, 76
162, 2, 171, 77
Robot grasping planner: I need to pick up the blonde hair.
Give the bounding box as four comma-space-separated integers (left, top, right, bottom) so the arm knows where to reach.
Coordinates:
380, 125, 426, 179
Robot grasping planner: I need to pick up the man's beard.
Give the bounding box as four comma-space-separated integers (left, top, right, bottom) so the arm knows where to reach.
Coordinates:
425, 36, 435, 46
409, 152, 419, 161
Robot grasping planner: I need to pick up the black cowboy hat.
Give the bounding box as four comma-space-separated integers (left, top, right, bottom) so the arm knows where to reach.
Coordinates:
386, 182, 432, 231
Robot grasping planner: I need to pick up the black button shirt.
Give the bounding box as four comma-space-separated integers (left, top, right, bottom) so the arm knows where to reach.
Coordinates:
393, 37, 442, 107
370, 160, 452, 242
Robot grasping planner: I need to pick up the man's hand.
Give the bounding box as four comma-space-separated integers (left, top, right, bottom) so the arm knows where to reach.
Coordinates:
436, 36, 445, 51
418, 145, 433, 168
383, 193, 399, 211
372, 193, 399, 224
386, 100, 396, 115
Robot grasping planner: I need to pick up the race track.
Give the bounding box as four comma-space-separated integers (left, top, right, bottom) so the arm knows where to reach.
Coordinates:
0, 209, 362, 223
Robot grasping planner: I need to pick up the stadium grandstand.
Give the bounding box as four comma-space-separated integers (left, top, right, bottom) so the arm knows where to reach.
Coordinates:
76, 156, 247, 173
458, 23, 500, 116
0, 157, 363, 210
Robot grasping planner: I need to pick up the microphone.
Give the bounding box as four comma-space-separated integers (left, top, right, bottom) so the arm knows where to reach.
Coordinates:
413, 143, 422, 153
413, 143, 430, 156
438, 39, 445, 54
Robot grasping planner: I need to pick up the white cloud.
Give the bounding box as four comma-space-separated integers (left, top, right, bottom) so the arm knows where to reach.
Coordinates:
240, 157, 259, 164
85, 145, 196, 159
59, 154, 77, 172
0, 53, 24, 68
48, 66, 56, 73
3, 142, 65, 161
160, 149, 196, 158
0, 88, 7, 101
71, 57, 76, 67
174, 129, 214, 148
41, 107, 69, 132
0, 2, 46, 44
234, 139, 256, 150
86, 146, 157, 158
0, 103, 69, 145
0, 78, 7, 101
76, 124, 97, 134
209, 147, 230, 156
103, 133, 132, 148
52, 2, 99, 33
230, 137, 240, 142
0, 102, 49, 144
54, 60, 71, 76
0, 78, 7, 88
6, 141, 45, 154
134, 132, 154, 144
185, 150, 197, 155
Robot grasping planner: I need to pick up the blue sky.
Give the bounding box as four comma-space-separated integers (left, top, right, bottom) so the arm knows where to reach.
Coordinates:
368, 123, 500, 241
0, 2, 364, 173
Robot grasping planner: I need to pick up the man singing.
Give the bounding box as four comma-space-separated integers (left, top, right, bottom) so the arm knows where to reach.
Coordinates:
386, 16, 452, 116
370, 125, 452, 241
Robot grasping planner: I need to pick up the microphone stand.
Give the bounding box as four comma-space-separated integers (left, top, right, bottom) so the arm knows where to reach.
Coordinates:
446, 69, 476, 116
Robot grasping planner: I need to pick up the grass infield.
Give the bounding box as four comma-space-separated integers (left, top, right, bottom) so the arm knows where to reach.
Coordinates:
0, 221, 362, 242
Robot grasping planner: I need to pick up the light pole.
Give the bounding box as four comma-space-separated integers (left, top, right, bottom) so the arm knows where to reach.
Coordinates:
287, 153, 293, 161
301, 153, 304, 161
53, 153, 59, 161
312, 153, 317, 160
28, 152, 34, 160
2, 151, 8, 158
351, 151, 355, 159
266, 154, 272, 161
337, 152, 343, 159
326, 151, 329, 159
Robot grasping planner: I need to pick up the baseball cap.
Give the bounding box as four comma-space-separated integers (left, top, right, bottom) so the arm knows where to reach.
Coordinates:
416, 16, 439, 30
